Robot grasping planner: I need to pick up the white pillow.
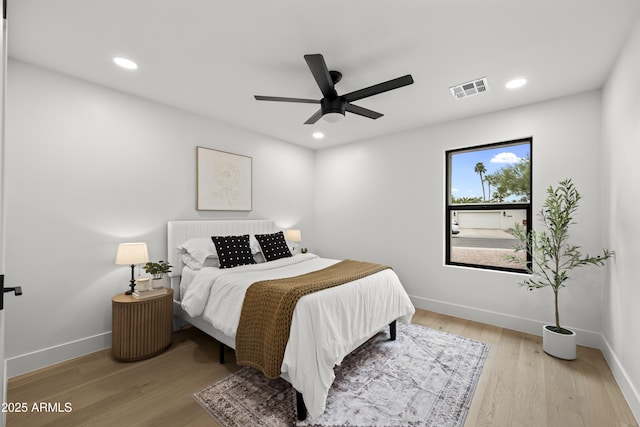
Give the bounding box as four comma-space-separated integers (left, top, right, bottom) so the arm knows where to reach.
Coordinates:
181, 253, 220, 270
177, 237, 217, 264
249, 235, 262, 255
178, 235, 262, 265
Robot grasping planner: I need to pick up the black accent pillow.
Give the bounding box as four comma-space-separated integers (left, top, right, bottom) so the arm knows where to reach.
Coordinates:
255, 231, 292, 262
211, 234, 256, 269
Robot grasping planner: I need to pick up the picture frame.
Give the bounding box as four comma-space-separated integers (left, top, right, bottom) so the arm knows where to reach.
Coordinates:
196, 146, 252, 211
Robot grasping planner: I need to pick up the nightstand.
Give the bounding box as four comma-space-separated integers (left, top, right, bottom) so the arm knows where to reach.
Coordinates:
111, 288, 173, 361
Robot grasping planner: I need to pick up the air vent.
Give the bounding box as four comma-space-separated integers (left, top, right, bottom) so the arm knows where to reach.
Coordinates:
449, 77, 489, 100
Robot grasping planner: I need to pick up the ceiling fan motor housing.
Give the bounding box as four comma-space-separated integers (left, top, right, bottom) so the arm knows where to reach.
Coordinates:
321, 97, 346, 116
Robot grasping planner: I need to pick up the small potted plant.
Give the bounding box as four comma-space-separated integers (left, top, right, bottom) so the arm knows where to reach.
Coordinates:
144, 260, 172, 289
505, 179, 613, 360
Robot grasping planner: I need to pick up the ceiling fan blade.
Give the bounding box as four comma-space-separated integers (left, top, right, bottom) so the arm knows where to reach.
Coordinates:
345, 103, 383, 120
343, 74, 414, 103
254, 95, 319, 104
304, 109, 324, 124
304, 54, 335, 98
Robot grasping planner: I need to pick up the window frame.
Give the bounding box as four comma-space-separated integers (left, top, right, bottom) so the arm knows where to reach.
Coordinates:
445, 137, 532, 273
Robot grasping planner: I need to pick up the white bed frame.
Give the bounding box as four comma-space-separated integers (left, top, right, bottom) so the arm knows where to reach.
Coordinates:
168, 219, 277, 348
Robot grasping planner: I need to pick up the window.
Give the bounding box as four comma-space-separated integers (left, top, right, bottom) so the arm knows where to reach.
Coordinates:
446, 138, 532, 272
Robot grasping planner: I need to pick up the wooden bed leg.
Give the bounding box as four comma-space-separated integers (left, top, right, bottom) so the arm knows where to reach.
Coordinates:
295, 390, 307, 421
389, 320, 397, 341
219, 342, 225, 364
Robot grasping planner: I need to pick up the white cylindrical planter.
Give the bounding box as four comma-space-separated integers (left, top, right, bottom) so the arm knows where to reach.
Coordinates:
542, 325, 576, 360
152, 276, 168, 289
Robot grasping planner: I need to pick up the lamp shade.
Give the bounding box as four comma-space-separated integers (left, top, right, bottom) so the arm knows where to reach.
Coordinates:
115, 242, 149, 265
285, 229, 302, 243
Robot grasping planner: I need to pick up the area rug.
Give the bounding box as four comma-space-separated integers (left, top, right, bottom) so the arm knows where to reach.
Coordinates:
193, 323, 489, 427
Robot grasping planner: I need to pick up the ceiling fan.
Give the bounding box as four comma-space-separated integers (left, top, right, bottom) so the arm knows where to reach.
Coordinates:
254, 54, 414, 124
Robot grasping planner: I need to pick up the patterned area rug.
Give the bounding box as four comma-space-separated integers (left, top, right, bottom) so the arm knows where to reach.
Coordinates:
193, 323, 489, 427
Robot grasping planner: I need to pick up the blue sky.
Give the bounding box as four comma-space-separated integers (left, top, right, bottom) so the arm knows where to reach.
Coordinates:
450, 143, 530, 201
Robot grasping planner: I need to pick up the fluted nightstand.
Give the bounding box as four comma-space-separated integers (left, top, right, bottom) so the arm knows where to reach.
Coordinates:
111, 288, 173, 361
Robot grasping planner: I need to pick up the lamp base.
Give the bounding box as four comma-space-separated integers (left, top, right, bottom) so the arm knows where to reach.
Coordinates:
126, 264, 136, 295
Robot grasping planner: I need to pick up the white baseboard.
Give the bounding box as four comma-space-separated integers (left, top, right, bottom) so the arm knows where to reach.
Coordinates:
410, 295, 639, 424
410, 295, 604, 348
5, 332, 112, 378
600, 335, 640, 423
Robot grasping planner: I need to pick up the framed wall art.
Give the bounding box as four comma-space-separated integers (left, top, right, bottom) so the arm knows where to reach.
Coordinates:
196, 146, 252, 211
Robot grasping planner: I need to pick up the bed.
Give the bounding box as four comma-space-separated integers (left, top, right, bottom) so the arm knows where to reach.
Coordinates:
168, 220, 415, 420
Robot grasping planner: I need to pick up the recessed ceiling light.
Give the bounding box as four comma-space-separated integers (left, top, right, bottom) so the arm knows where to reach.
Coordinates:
506, 78, 527, 89
113, 57, 138, 70
312, 132, 324, 139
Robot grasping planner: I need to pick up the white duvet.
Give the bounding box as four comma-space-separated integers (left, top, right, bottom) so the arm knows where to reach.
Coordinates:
180, 253, 415, 419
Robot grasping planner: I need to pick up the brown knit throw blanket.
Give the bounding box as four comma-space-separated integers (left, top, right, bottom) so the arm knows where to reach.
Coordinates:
235, 259, 391, 378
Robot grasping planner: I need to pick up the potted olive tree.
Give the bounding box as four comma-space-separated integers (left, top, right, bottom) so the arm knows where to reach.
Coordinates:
506, 179, 613, 360
144, 260, 172, 289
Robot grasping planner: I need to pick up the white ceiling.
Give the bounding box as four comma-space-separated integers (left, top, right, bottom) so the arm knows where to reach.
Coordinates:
8, 0, 640, 149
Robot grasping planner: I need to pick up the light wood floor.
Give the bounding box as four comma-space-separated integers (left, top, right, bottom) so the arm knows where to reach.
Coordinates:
7, 309, 638, 427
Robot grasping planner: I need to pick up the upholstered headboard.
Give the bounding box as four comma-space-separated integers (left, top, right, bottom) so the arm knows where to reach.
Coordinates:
167, 219, 276, 295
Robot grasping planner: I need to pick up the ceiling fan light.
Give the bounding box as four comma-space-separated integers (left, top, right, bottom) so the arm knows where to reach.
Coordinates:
323, 112, 345, 123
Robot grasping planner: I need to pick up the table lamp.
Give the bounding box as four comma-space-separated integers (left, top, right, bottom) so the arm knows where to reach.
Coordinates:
285, 229, 302, 252
115, 242, 150, 295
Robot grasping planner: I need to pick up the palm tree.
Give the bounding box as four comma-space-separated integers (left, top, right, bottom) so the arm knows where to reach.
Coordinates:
485, 173, 496, 201
474, 162, 487, 201
491, 185, 509, 203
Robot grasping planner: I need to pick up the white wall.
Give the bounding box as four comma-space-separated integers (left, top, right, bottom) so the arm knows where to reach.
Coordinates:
4, 60, 315, 376
602, 12, 640, 420
315, 90, 608, 345
6, 44, 639, 417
